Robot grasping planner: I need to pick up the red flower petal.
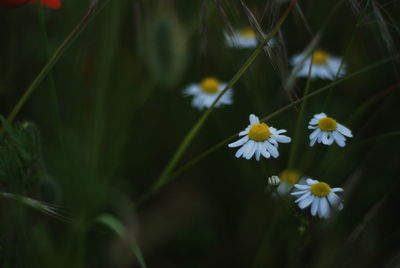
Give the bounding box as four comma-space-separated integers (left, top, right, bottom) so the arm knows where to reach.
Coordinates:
0, 0, 61, 8
38, 0, 61, 9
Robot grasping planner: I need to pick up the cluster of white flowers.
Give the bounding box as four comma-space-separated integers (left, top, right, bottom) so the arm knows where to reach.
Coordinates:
180, 27, 350, 220
269, 171, 344, 219
183, 28, 345, 110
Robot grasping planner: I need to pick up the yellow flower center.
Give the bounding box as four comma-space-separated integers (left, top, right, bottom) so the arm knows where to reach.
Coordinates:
310, 182, 331, 197
248, 123, 271, 142
240, 27, 256, 38
200, 77, 220, 94
312, 50, 329, 65
318, 117, 337, 132
280, 169, 301, 184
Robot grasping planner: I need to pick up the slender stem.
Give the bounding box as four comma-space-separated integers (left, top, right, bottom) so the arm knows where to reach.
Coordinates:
148, 0, 299, 195
288, 57, 314, 169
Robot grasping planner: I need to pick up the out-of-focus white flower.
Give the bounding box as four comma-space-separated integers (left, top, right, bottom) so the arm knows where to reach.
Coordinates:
225, 27, 258, 48
183, 77, 233, 110
268, 176, 280, 187
228, 114, 291, 161
291, 50, 345, 80
277, 169, 303, 195
224, 27, 275, 49
291, 178, 344, 219
308, 113, 353, 147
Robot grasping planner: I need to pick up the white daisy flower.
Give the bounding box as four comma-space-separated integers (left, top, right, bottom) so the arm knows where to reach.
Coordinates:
224, 27, 275, 49
225, 27, 257, 48
308, 112, 353, 147
228, 114, 291, 161
291, 49, 346, 80
277, 169, 304, 195
291, 178, 344, 219
183, 77, 233, 110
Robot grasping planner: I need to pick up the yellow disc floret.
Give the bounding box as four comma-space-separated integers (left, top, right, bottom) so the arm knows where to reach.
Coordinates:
200, 77, 220, 94
280, 169, 301, 184
318, 117, 337, 132
310, 182, 331, 197
240, 27, 256, 38
312, 50, 329, 65
248, 123, 271, 142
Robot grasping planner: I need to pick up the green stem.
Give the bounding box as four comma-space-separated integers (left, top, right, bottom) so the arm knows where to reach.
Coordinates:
149, 0, 299, 195
287, 58, 314, 169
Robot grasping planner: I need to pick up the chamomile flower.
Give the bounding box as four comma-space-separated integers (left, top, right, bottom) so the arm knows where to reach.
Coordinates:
277, 169, 304, 195
183, 77, 233, 110
228, 114, 291, 161
308, 113, 353, 147
291, 49, 346, 80
224, 27, 275, 49
225, 27, 258, 48
291, 178, 344, 219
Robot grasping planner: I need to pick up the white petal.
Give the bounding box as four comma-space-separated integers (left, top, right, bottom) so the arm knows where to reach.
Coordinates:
249, 114, 259, 125
314, 113, 327, 119
309, 118, 319, 125
326, 133, 334, 145
306, 178, 317, 185
309, 129, 321, 140
291, 190, 308, 196
273, 134, 291, 143
235, 140, 251, 158
337, 123, 353, 138
317, 132, 324, 143
273, 129, 287, 135
310, 197, 320, 216
265, 142, 279, 158
245, 141, 257, 159
332, 131, 346, 147
322, 132, 331, 145
218, 83, 229, 92
294, 192, 311, 203
331, 187, 344, 193
310, 134, 319, 147
260, 146, 271, 159
269, 138, 278, 147
183, 84, 200, 95
239, 127, 250, 136
299, 195, 314, 209
318, 197, 330, 218
254, 143, 262, 161
294, 184, 310, 190
327, 192, 342, 209
228, 136, 249, 148
290, 53, 305, 66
